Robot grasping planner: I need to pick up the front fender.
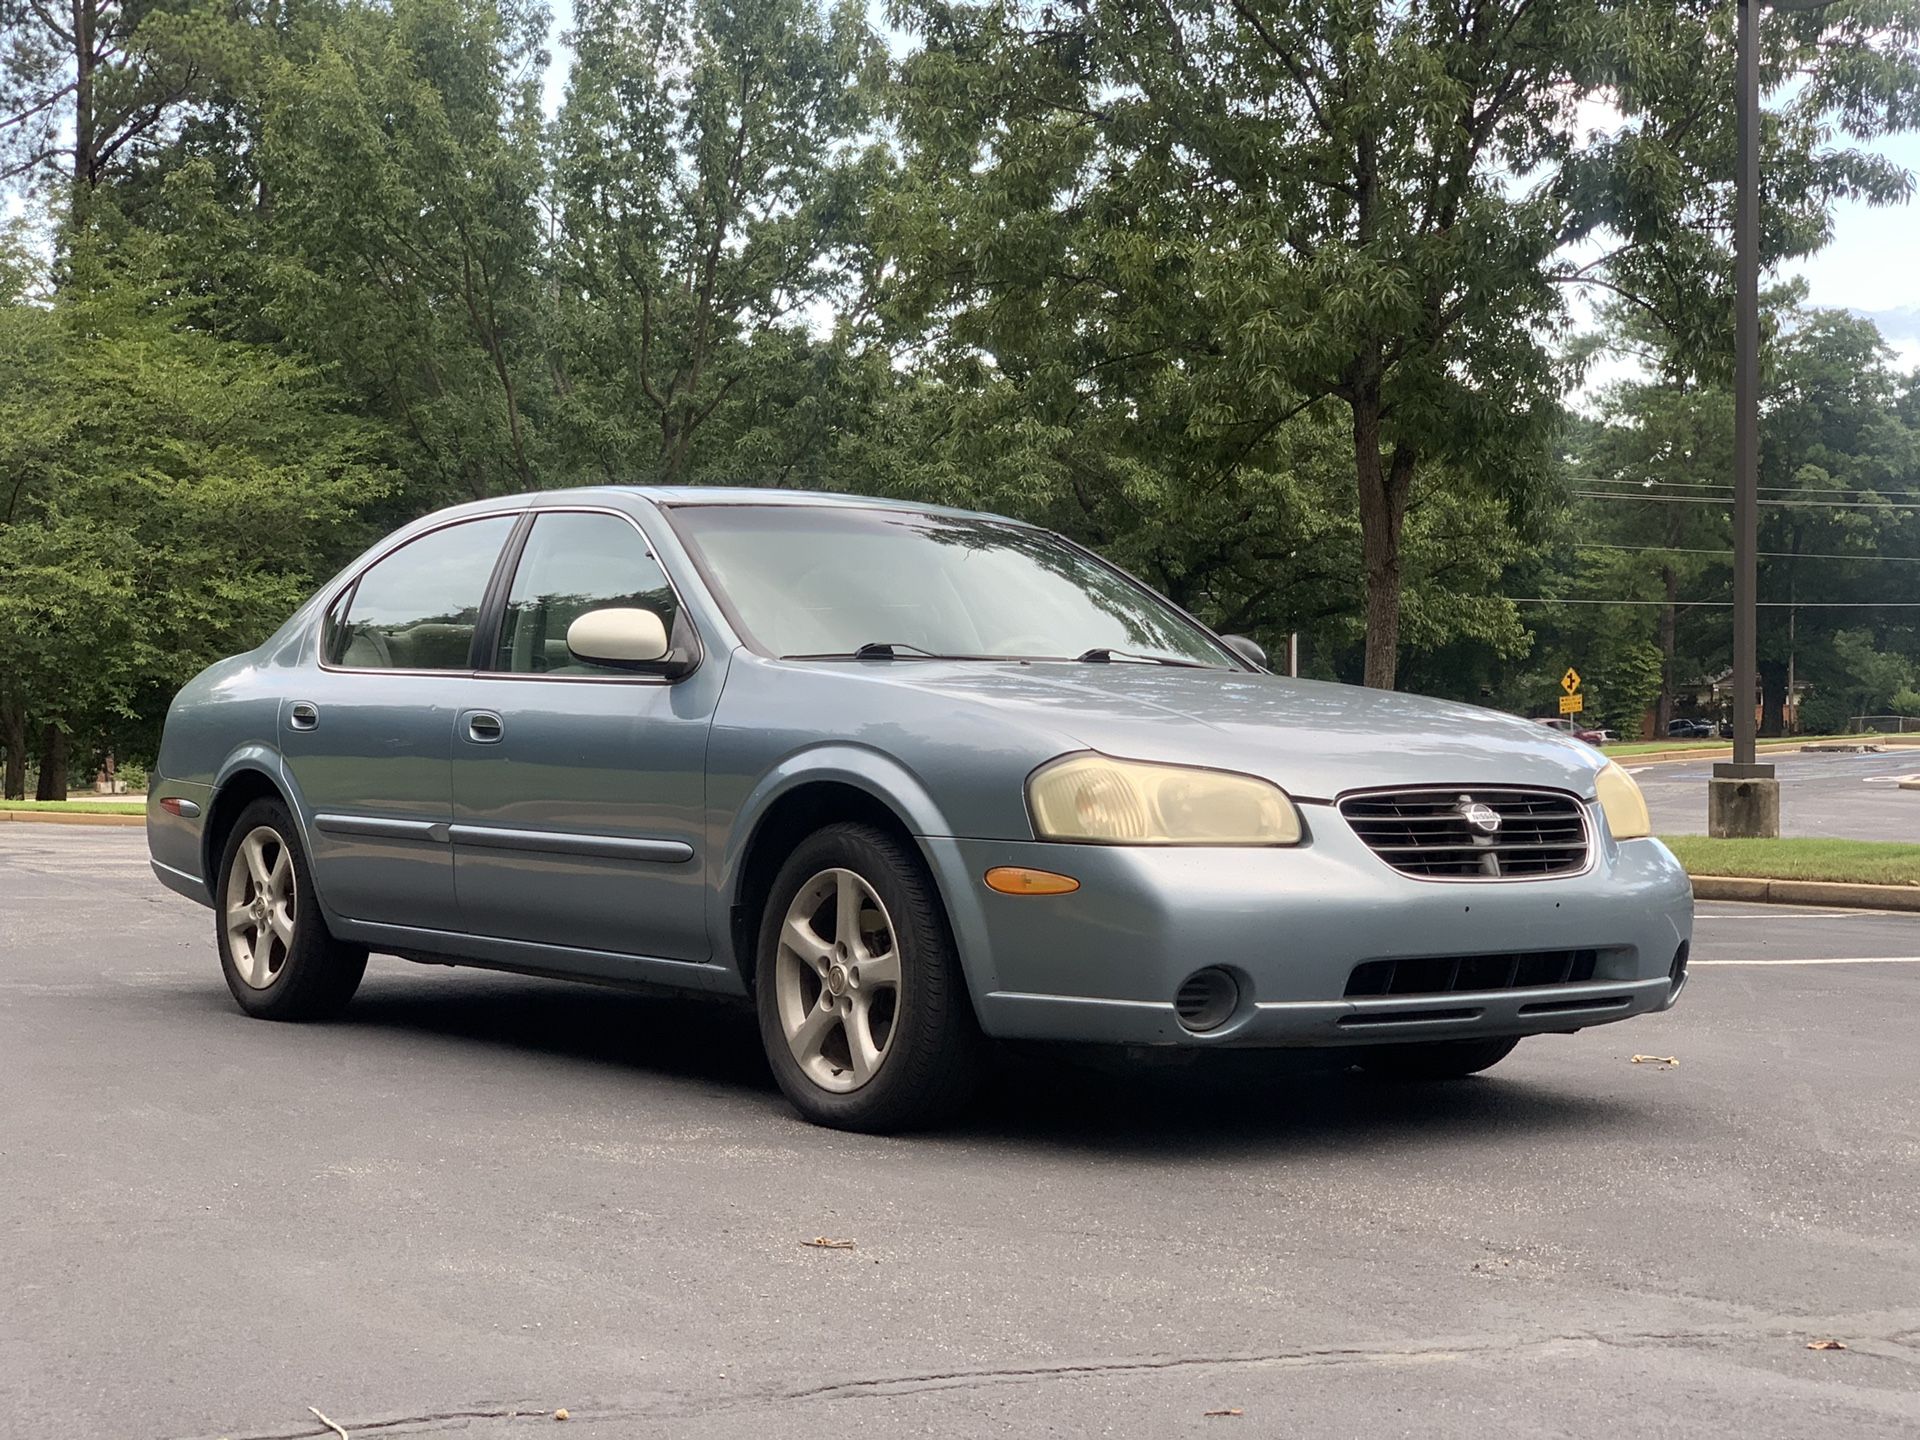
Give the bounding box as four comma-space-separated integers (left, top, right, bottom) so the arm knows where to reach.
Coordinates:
708, 743, 968, 980
720, 742, 954, 883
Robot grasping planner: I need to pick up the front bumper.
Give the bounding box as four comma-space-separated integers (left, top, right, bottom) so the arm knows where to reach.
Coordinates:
926, 802, 1692, 1048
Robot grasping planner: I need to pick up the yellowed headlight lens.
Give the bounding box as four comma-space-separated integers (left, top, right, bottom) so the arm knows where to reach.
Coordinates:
1595, 760, 1652, 841
1027, 754, 1303, 846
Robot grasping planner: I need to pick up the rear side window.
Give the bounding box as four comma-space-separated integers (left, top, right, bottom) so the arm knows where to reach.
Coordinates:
495, 512, 680, 676
327, 517, 515, 670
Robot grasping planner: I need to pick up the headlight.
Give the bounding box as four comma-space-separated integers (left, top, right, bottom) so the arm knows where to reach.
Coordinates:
1027, 753, 1304, 846
1595, 760, 1652, 840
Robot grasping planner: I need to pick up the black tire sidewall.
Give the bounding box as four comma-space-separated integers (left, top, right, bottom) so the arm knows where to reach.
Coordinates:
213, 797, 365, 1020
754, 822, 978, 1132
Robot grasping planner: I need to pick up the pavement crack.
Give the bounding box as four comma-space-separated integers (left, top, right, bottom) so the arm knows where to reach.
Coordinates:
776, 1320, 1920, 1402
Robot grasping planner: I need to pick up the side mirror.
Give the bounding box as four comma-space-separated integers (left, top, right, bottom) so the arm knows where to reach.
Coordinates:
1220, 634, 1268, 670
566, 607, 672, 669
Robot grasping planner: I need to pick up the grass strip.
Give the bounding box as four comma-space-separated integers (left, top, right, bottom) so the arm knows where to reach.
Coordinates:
1663, 835, 1920, 888
0, 799, 147, 815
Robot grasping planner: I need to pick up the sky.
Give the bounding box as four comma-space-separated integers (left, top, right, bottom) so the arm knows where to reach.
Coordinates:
1785, 129, 1920, 369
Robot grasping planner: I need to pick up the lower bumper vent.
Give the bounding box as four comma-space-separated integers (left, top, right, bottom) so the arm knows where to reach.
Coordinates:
1345, 949, 1600, 999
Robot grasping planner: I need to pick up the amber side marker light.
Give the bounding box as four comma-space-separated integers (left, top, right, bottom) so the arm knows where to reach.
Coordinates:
984, 866, 1080, 896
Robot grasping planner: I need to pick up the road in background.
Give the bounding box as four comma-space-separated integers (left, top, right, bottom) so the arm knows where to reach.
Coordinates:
3, 826, 1917, 1438
1635, 747, 1920, 840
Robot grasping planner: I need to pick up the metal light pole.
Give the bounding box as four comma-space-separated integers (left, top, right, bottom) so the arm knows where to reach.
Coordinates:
1708, 0, 1781, 836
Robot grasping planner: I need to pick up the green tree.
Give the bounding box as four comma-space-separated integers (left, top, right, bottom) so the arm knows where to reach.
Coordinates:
259, 0, 551, 502
0, 0, 245, 225
888, 0, 1920, 688
0, 226, 391, 797
548, 0, 887, 482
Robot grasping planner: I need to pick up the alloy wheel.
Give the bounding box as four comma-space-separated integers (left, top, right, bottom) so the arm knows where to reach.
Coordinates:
224, 826, 296, 989
773, 867, 902, 1092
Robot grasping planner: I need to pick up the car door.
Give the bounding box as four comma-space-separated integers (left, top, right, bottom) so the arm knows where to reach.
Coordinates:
281, 514, 518, 931
450, 509, 720, 962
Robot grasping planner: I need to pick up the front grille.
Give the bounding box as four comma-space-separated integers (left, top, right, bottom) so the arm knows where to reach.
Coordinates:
1339, 786, 1589, 879
1345, 950, 1601, 998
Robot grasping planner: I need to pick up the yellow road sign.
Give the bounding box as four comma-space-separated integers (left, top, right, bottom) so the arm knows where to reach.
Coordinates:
1560, 693, 1584, 715
1560, 667, 1582, 694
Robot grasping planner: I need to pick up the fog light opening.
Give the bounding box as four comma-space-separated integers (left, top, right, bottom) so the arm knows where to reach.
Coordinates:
1174, 967, 1240, 1033
1668, 941, 1690, 1000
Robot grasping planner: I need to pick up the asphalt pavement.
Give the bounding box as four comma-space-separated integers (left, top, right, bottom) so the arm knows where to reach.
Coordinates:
1636, 746, 1920, 840
3, 825, 1918, 1438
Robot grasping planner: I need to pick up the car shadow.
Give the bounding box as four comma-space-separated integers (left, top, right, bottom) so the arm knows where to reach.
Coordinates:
313, 966, 1647, 1158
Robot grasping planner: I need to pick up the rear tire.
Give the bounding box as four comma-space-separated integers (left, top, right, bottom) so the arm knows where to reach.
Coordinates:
213, 797, 368, 1020
1354, 1036, 1519, 1081
755, 822, 981, 1132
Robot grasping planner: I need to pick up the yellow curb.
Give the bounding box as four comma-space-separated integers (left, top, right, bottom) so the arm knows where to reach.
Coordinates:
1691, 874, 1920, 911
0, 808, 145, 826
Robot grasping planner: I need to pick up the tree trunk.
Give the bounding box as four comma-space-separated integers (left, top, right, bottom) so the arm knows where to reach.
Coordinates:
0, 703, 26, 800
71, 0, 96, 224
1759, 659, 1788, 739
34, 724, 68, 802
1657, 564, 1677, 733
1352, 391, 1414, 690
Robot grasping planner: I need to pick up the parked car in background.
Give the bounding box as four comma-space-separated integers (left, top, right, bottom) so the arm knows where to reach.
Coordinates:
1533, 716, 1611, 747
1666, 719, 1715, 739
147, 488, 1694, 1131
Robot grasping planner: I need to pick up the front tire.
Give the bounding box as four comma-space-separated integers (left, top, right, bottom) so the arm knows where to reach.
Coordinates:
214, 797, 368, 1020
1354, 1036, 1519, 1081
755, 823, 980, 1132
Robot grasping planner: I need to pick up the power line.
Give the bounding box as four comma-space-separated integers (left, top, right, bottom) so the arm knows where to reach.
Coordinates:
1577, 542, 1920, 563
1571, 491, 1920, 510
1579, 477, 1920, 500
1508, 597, 1920, 607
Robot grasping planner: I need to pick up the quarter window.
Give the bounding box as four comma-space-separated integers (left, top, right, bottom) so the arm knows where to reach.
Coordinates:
495, 512, 680, 676
327, 517, 515, 670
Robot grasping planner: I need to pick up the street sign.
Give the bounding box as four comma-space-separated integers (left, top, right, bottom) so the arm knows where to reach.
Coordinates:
1560, 693, 1584, 715
1560, 667, 1582, 694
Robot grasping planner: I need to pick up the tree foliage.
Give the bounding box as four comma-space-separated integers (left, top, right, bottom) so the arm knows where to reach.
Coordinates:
3, 0, 1920, 791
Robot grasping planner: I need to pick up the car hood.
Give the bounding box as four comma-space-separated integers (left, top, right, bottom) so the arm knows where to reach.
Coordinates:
864, 662, 1606, 800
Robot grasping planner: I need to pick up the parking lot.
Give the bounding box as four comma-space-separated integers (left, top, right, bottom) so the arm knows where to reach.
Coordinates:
3, 824, 1917, 1438
1637, 746, 1920, 840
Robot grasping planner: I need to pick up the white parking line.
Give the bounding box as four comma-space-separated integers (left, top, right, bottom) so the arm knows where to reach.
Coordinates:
1695, 912, 1897, 920
1693, 956, 1920, 966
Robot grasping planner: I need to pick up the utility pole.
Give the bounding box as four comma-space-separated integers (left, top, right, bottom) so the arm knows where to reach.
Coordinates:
1709, 0, 1782, 837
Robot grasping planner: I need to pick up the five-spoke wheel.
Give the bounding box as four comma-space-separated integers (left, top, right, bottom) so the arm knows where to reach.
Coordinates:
224, 826, 297, 989
773, 867, 903, 1092
213, 797, 368, 1020
756, 822, 980, 1131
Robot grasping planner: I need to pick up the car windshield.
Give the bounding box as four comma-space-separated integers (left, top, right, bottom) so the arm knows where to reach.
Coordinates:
668, 504, 1238, 667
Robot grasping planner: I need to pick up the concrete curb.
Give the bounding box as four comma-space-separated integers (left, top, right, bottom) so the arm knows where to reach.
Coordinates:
1691, 875, 1920, 911
1615, 736, 1920, 768
0, 809, 144, 827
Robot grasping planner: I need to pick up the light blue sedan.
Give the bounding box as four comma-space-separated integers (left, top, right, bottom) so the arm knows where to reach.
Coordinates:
147, 489, 1692, 1130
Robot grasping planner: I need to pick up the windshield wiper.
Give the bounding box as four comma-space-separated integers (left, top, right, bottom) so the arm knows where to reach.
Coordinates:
782, 641, 953, 661
1073, 647, 1212, 668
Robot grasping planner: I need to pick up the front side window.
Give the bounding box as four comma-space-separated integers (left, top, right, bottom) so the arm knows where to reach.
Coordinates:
328, 516, 515, 670
668, 505, 1235, 667
495, 512, 680, 676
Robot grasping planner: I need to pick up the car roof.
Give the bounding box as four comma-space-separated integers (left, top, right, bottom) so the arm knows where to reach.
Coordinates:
523, 485, 1016, 526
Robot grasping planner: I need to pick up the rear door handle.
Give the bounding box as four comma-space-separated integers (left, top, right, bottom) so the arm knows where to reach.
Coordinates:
466, 711, 504, 744
289, 702, 319, 732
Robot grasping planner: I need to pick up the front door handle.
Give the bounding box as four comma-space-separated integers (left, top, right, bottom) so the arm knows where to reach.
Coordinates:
289, 702, 319, 732
466, 711, 504, 744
